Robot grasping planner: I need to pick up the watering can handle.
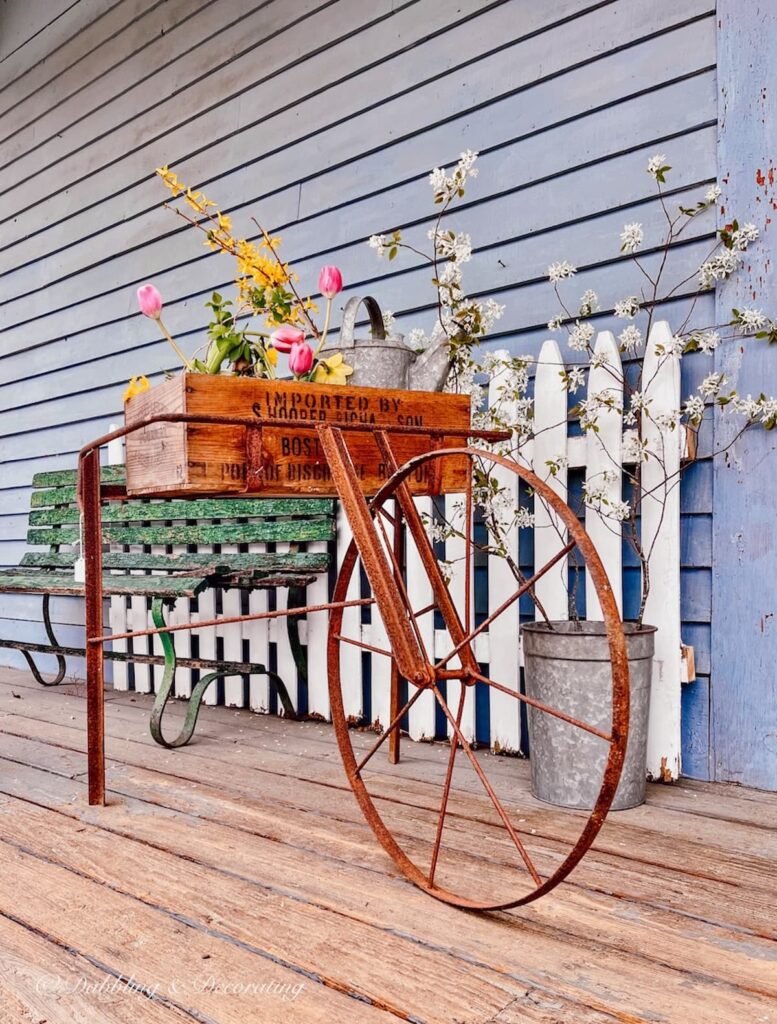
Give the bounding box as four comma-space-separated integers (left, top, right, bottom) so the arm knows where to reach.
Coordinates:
339, 295, 386, 345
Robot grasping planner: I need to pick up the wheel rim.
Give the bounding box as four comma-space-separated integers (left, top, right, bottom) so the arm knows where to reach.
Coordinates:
328, 446, 630, 910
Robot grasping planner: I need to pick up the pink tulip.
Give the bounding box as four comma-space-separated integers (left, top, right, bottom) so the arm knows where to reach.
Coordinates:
137, 283, 163, 319
270, 325, 306, 352
288, 340, 314, 376
318, 265, 343, 299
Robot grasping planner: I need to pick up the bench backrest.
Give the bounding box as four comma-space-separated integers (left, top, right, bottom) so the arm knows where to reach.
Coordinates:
23, 466, 336, 573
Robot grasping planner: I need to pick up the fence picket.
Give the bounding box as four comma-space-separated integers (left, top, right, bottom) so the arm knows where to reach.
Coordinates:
220, 547, 244, 707
336, 502, 363, 721
486, 351, 522, 753
106, 430, 129, 691
245, 543, 270, 713
406, 496, 436, 740
585, 331, 624, 618
532, 339, 570, 622
641, 320, 683, 780
445, 492, 477, 742
305, 539, 331, 719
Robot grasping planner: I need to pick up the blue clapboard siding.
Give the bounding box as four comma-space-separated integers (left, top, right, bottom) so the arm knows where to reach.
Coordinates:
0, 0, 716, 776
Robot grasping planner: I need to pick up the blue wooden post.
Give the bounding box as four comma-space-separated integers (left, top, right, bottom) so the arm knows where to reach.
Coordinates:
712, 1, 777, 789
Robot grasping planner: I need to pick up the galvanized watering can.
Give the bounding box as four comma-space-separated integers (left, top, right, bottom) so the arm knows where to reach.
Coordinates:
337, 295, 451, 391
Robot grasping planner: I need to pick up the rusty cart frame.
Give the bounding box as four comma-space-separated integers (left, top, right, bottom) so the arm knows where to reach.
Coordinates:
78, 413, 630, 911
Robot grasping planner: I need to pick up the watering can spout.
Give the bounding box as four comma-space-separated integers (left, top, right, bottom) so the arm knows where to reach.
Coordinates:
408, 335, 451, 393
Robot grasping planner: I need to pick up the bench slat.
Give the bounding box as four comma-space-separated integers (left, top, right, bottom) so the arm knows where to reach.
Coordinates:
20, 550, 330, 573
0, 570, 210, 599
31, 466, 126, 489
29, 496, 335, 523
27, 519, 335, 547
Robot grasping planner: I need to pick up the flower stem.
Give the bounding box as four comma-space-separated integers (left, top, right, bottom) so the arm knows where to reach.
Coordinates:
156, 317, 192, 370
312, 298, 333, 360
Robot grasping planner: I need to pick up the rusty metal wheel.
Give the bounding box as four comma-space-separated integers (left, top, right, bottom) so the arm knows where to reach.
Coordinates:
327, 446, 630, 910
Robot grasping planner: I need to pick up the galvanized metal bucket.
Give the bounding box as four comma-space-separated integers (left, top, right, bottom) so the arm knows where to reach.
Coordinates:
521, 620, 656, 810
337, 295, 450, 391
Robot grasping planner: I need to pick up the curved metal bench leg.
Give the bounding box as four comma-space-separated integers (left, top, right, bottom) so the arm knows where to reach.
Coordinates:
24, 594, 67, 686
149, 599, 298, 748
149, 599, 218, 749
286, 584, 309, 691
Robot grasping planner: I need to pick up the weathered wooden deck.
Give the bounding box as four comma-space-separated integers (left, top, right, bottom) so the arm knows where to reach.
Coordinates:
0, 665, 775, 1024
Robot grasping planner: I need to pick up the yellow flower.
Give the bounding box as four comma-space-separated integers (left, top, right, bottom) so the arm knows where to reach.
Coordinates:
156, 165, 183, 196
313, 352, 353, 386
217, 212, 233, 233
266, 347, 278, 366
123, 375, 150, 403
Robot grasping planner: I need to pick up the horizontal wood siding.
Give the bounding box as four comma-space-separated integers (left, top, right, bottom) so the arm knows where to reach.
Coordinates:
0, 0, 716, 775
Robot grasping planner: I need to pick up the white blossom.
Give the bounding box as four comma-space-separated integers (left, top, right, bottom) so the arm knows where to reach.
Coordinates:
547, 260, 576, 283
654, 334, 685, 358
614, 296, 640, 319
699, 248, 741, 288
705, 184, 722, 204
737, 307, 767, 331
481, 298, 506, 331
547, 313, 564, 331
566, 366, 585, 393
407, 327, 428, 349
731, 223, 759, 250
627, 390, 651, 420
684, 395, 705, 424
620, 222, 644, 253
609, 500, 631, 521
618, 325, 642, 352
623, 433, 649, 462
431, 229, 472, 263
654, 411, 679, 430
569, 320, 594, 351
579, 289, 600, 315
382, 310, 395, 333
647, 153, 668, 180
515, 507, 535, 528
690, 330, 720, 354
367, 234, 386, 257
698, 372, 725, 397
428, 150, 479, 202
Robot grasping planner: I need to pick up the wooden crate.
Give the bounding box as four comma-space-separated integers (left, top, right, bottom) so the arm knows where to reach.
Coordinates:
124, 374, 471, 497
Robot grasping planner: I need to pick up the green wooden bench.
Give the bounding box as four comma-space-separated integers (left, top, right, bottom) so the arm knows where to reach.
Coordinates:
0, 465, 335, 747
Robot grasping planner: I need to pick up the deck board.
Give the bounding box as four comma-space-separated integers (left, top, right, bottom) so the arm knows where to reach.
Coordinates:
0, 666, 775, 1023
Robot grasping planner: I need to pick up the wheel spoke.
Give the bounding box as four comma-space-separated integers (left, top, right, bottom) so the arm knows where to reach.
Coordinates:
332, 633, 393, 658
355, 687, 424, 774
412, 601, 436, 620
432, 684, 542, 887
434, 540, 577, 671
428, 685, 466, 886
471, 669, 611, 742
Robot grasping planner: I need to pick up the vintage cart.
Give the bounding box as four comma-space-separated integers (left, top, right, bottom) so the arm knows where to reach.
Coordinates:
77, 377, 629, 911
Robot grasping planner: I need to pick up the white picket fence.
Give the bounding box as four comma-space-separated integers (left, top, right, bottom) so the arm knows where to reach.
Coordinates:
108, 322, 685, 780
